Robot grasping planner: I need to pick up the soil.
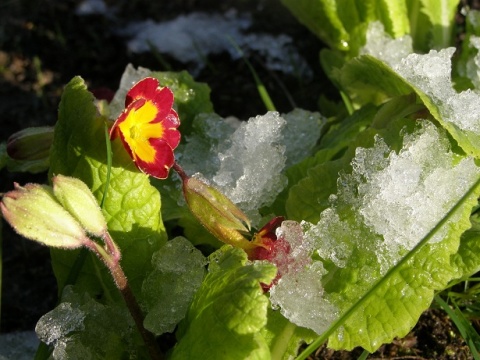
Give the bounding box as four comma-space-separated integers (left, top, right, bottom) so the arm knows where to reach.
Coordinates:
0, 0, 478, 359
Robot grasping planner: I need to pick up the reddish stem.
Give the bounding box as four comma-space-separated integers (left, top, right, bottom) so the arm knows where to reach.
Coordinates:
172, 161, 188, 181
83, 237, 163, 360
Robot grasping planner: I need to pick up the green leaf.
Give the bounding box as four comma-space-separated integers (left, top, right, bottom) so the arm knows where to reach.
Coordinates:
171, 246, 276, 360
336, 53, 480, 158
293, 121, 480, 353
142, 237, 206, 336
281, 0, 351, 51
452, 218, 480, 279
286, 159, 345, 223
286, 106, 379, 223
49, 76, 166, 300
317, 104, 376, 152
418, 0, 459, 49
261, 308, 316, 360
333, 55, 413, 107
281, 0, 409, 55
375, 0, 410, 38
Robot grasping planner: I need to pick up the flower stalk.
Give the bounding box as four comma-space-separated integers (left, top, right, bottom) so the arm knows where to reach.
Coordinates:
83, 238, 163, 360
0, 175, 163, 360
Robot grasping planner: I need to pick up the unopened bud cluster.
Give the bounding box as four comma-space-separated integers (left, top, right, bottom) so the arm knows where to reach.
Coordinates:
1, 175, 107, 249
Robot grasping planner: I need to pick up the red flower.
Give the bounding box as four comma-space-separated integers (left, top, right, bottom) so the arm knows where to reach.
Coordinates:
248, 216, 292, 290
110, 77, 181, 179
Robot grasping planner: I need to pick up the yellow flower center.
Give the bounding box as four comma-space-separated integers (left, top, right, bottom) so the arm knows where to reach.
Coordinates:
119, 100, 165, 163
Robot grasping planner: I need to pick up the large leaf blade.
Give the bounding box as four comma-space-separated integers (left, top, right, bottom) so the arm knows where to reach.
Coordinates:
49, 76, 166, 300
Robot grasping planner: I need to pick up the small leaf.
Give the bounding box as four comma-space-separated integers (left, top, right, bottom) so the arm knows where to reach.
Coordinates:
171, 246, 276, 360
142, 237, 206, 335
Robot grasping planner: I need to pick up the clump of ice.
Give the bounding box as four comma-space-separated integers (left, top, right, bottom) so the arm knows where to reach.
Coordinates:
142, 237, 206, 335
282, 108, 325, 167
361, 21, 480, 133
360, 21, 413, 68
309, 122, 480, 271
177, 109, 323, 224
35, 302, 85, 346
177, 113, 240, 177
272, 122, 479, 334
35, 286, 137, 359
357, 123, 479, 250
270, 261, 338, 334
212, 112, 287, 221
269, 221, 338, 334
395, 48, 456, 104
118, 11, 312, 77
76, 0, 110, 16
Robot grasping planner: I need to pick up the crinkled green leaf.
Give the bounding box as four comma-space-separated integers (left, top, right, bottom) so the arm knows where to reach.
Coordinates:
286, 159, 345, 223
452, 216, 480, 279
142, 237, 206, 335
293, 121, 480, 352
171, 246, 276, 360
49, 76, 166, 300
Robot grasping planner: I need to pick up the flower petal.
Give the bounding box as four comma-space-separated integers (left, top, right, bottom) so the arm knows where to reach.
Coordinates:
134, 139, 175, 179
110, 77, 181, 179
125, 77, 160, 107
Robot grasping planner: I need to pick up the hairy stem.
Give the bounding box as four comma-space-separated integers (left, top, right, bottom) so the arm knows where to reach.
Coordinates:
84, 237, 163, 360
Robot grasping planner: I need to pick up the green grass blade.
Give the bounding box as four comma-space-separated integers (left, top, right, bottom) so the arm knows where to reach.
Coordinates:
435, 295, 480, 360
100, 122, 112, 208
227, 36, 276, 112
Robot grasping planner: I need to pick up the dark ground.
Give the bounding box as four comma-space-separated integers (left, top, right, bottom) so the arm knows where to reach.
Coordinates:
0, 0, 478, 359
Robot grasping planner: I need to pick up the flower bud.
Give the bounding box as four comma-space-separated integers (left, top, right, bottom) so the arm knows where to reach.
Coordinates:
6, 126, 53, 173
182, 176, 255, 250
1, 183, 87, 249
52, 175, 107, 237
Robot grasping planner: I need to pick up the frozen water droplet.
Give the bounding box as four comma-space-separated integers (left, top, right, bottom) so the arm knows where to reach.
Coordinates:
35, 303, 85, 345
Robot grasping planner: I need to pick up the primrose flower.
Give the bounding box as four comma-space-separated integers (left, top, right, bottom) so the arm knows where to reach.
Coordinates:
110, 77, 181, 179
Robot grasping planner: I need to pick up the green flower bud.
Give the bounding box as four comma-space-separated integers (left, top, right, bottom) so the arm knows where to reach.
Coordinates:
52, 175, 107, 237
6, 126, 54, 173
1, 183, 87, 249
182, 176, 255, 250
